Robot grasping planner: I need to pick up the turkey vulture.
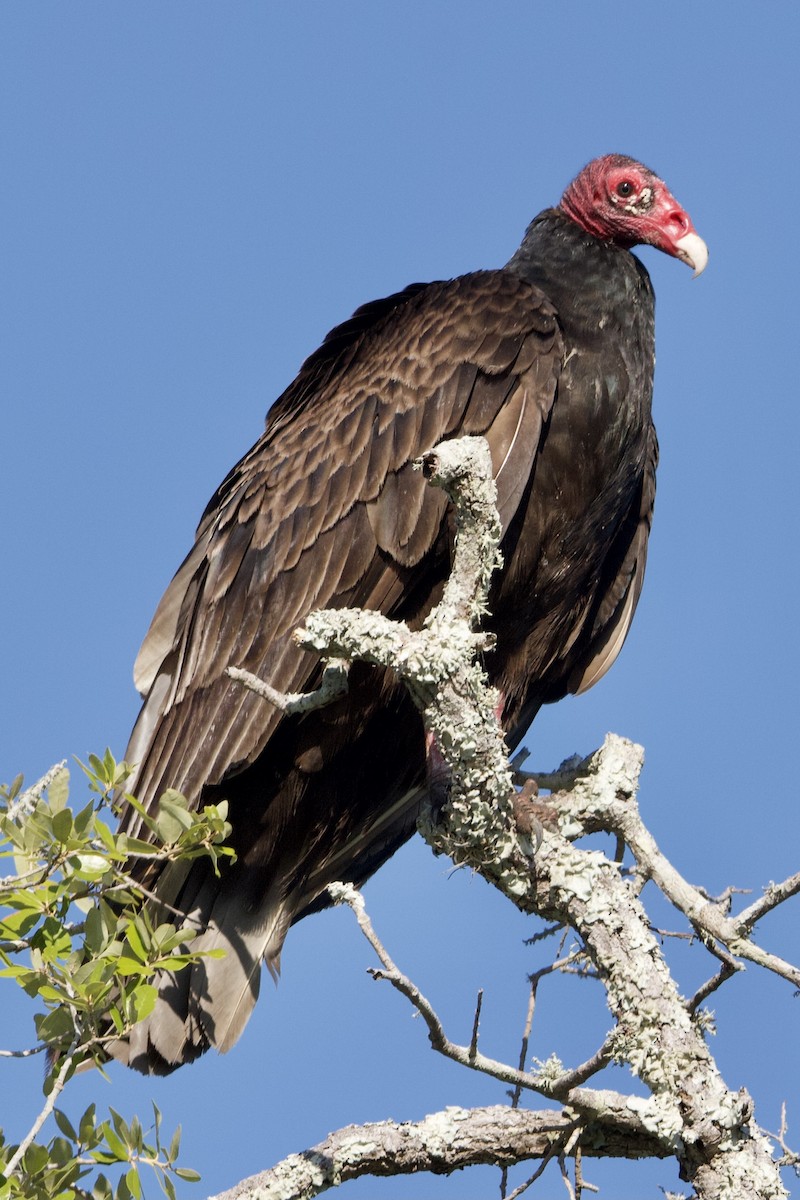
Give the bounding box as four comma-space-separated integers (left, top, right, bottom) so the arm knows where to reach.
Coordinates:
115, 154, 706, 1073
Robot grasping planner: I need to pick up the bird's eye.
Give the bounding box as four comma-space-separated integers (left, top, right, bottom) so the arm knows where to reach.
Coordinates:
616, 180, 634, 198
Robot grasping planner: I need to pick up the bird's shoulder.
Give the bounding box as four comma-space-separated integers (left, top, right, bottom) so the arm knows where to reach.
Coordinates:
200, 270, 561, 525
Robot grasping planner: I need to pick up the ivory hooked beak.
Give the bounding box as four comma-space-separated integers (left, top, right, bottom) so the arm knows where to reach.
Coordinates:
675, 231, 709, 277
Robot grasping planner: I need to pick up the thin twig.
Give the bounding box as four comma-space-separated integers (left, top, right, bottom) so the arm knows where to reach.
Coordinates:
469, 989, 483, 1061
504, 1119, 582, 1200
687, 961, 739, 1015
545, 1034, 617, 1099
509, 977, 538, 1107
766, 1103, 800, 1172
585, 782, 800, 990
105, 869, 200, 923
558, 1124, 583, 1200
328, 883, 625, 1116
736, 871, 800, 934
501, 978, 539, 1198
226, 659, 348, 714
4, 1040, 77, 1176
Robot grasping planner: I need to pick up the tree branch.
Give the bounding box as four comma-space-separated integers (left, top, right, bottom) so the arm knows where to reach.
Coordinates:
225, 435, 791, 1200
4, 1040, 77, 1178
206, 1104, 670, 1200
557, 752, 800, 989
225, 660, 349, 714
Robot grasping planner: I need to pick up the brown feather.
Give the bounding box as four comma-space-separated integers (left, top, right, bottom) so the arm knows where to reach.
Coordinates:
115, 193, 670, 1072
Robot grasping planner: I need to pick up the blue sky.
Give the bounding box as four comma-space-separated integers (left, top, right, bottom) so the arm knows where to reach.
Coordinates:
2, 5, 799, 1197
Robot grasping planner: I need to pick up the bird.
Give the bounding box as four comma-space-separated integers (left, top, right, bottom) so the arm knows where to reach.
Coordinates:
114, 154, 707, 1073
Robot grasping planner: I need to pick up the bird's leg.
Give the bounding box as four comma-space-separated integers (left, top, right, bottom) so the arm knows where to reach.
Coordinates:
509, 749, 593, 848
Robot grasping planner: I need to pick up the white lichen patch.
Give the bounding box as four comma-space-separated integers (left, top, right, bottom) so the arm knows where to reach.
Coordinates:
625, 1094, 684, 1147
531, 1054, 566, 1086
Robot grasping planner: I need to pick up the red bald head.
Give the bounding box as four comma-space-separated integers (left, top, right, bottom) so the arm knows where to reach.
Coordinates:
560, 154, 708, 275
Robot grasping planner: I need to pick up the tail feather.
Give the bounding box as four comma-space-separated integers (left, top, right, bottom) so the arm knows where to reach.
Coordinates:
109, 781, 425, 1074
108, 871, 289, 1074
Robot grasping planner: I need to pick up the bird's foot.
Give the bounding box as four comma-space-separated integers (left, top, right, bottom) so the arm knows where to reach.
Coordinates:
511, 749, 589, 794
511, 778, 558, 849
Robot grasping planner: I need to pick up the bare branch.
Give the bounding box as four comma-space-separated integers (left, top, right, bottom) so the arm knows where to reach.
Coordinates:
328, 882, 553, 1100
0, 1044, 47, 1059
329, 883, 655, 1131
504, 1118, 582, 1200
4, 1041, 77, 1177
687, 961, 739, 1015
468, 988, 483, 1061
501, 978, 538, 1198
736, 871, 800, 933
226, 659, 348, 714
206, 1105, 670, 1200
566, 764, 800, 989
544, 1034, 617, 1097
767, 1105, 800, 1175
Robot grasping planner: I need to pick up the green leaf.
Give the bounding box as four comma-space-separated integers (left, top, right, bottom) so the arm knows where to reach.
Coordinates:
0, 907, 40, 937
173, 1167, 201, 1182
79, 1102, 98, 1146
116, 835, 161, 858
128, 1115, 143, 1154
23, 1141, 50, 1175
73, 798, 97, 837
3, 889, 43, 912
36, 1006, 76, 1045
88, 754, 105, 780
70, 852, 112, 879
54, 1108, 78, 1141
84, 905, 104, 954
50, 1135, 76, 1166
127, 982, 157, 1023
153, 801, 191, 844
92, 1173, 114, 1200
100, 1123, 128, 1162
93, 818, 118, 856
108, 1108, 130, 1147
124, 1167, 142, 1200
48, 768, 70, 812
91, 1149, 121, 1166
123, 920, 148, 963
52, 807, 74, 843
159, 789, 190, 814
115, 955, 149, 977
152, 1101, 162, 1147
168, 1125, 181, 1164
116, 1174, 134, 1200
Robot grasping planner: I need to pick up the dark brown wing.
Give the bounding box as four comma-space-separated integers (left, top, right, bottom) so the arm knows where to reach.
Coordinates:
569, 425, 657, 695
124, 271, 563, 828
114, 271, 564, 1072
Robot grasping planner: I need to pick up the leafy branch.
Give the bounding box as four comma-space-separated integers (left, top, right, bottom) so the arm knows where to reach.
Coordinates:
0, 753, 233, 1199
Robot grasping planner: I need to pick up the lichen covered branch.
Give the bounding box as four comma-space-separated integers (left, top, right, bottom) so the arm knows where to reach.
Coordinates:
206, 1104, 669, 1200
226, 435, 789, 1200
